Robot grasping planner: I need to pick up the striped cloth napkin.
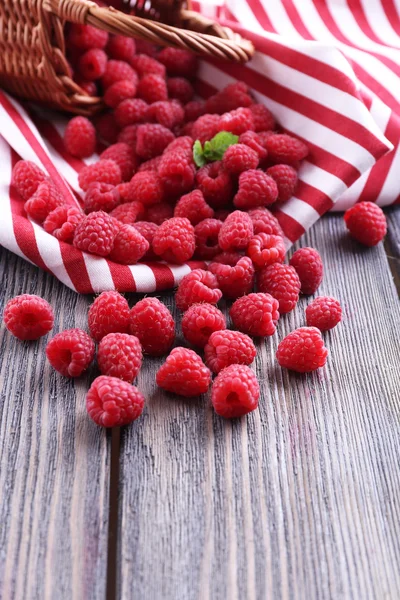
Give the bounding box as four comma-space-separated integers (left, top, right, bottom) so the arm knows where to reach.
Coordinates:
0, 0, 399, 294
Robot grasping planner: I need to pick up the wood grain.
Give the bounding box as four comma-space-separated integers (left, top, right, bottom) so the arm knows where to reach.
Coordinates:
0, 248, 110, 600
118, 215, 400, 600
386, 207, 400, 291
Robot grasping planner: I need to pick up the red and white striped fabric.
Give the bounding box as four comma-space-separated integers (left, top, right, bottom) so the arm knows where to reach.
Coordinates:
0, 0, 399, 294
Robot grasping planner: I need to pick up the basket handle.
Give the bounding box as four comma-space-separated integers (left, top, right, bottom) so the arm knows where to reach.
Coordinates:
43, 0, 254, 62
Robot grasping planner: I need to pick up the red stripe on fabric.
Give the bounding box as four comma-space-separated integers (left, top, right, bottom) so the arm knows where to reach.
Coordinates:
278, 0, 313, 39
245, 0, 275, 32
58, 243, 93, 294
350, 62, 400, 114
359, 88, 373, 111
294, 181, 334, 215
107, 261, 137, 292
273, 210, 305, 242
305, 141, 362, 184
380, 0, 400, 37
148, 264, 175, 290
188, 261, 207, 270
346, 0, 385, 45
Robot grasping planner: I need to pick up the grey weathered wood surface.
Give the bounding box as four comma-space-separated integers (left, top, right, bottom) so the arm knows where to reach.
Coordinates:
118, 214, 400, 600
0, 249, 110, 600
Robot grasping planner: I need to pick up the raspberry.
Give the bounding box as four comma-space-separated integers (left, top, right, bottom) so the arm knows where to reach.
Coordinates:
276, 327, 328, 372
78, 48, 107, 80
247, 233, 285, 269
206, 82, 252, 114
234, 170, 278, 209
158, 48, 198, 78
306, 297, 342, 331
84, 182, 120, 214
97, 332, 142, 382
218, 108, 254, 135
3, 294, 54, 340
265, 134, 309, 165
147, 101, 184, 130
158, 152, 195, 197
129, 171, 164, 205
249, 104, 276, 132
115, 182, 134, 203
87, 376, 145, 427
164, 136, 193, 156
115, 99, 148, 128
175, 269, 222, 311
118, 124, 139, 149
222, 143, 259, 175
248, 208, 283, 237
184, 100, 206, 122
218, 210, 254, 251
344, 202, 387, 246
230, 293, 280, 337
258, 263, 300, 313
129, 297, 175, 355
110, 201, 144, 224
133, 221, 159, 260
145, 202, 173, 225
64, 116, 96, 158
137, 74, 168, 103
239, 131, 268, 161
107, 35, 136, 62
257, 131, 275, 147
134, 41, 158, 57
101, 59, 138, 89
100, 143, 136, 181
181, 303, 226, 348
46, 328, 95, 377
88, 291, 130, 342
191, 114, 220, 144
130, 54, 166, 77
214, 209, 230, 222
75, 78, 97, 96
78, 160, 122, 191
137, 156, 163, 173
104, 79, 137, 108
211, 364, 259, 418
135, 124, 175, 160
67, 24, 108, 51
44, 205, 84, 242
109, 224, 149, 264
209, 256, 254, 299
73, 211, 119, 256
195, 162, 234, 209
212, 252, 244, 266
96, 112, 120, 144
174, 190, 214, 225
167, 77, 194, 104
194, 218, 222, 260
266, 164, 298, 202
289, 247, 323, 294
205, 330, 256, 374
156, 347, 210, 397
25, 181, 65, 223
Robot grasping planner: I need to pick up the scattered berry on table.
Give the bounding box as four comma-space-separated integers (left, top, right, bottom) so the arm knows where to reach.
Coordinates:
84, 182, 120, 214
158, 151, 195, 197
129, 297, 175, 356
181, 303, 226, 348
276, 326, 328, 372
195, 161, 234, 209
3, 294, 54, 340
109, 224, 149, 264
145, 202, 173, 225
104, 79, 137, 108
218, 210, 254, 252
230, 292, 280, 337
305, 297, 342, 331
137, 74, 168, 104
106, 34, 136, 63
64, 116, 96, 158
68, 24, 108, 51
73, 211, 119, 256
191, 114, 221, 145
289, 247, 324, 295
25, 181, 65, 223
258, 263, 301, 314
247, 233, 286, 269
209, 256, 255, 299
138, 156, 163, 174
175, 269, 222, 311
87, 375, 145, 427
78, 160, 122, 191
211, 364, 259, 418
167, 77, 194, 104
266, 164, 298, 202
101, 59, 138, 89
222, 143, 259, 175
218, 107, 254, 135
135, 123, 175, 160
129, 171, 164, 206
174, 190, 214, 225
249, 103, 276, 132
100, 143, 136, 181
44, 205, 84, 242
78, 48, 107, 81
234, 169, 278, 209
115, 98, 149, 128
158, 47, 198, 78
206, 82, 252, 114
46, 328, 95, 377
131, 54, 166, 77
344, 202, 387, 247
205, 330, 256, 374
97, 332, 142, 382
152, 217, 195, 263
110, 201, 144, 224
147, 100, 184, 130
133, 221, 159, 259
239, 131, 268, 161
248, 208, 283, 237
88, 291, 130, 341
194, 218, 223, 260
212, 251, 244, 266
265, 133, 309, 165
156, 347, 211, 397
11, 160, 47, 201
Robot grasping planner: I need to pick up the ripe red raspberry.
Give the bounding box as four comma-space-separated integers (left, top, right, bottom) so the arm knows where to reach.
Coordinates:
258, 263, 300, 313
276, 327, 328, 372
153, 216, 196, 263
230, 293, 279, 337
107, 35, 136, 62
130, 54, 166, 77
100, 143, 136, 181
25, 181, 65, 223
234, 170, 278, 210
156, 347, 210, 397
84, 182, 120, 214
239, 131, 268, 161
97, 332, 142, 382
265, 134, 309, 165
289, 247, 323, 294
266, 164, 298, 202
88, 291, 130, 342
46, 328, 95, 377
110, 201, 144, 224
11, 160, 47, 200
209, 256, 254, 299
164, 135, 193, 156
194, 218, 222, 260
247, 233, 286, 269
129, 171, 164, 205
344, 202, 387, 246
137, 74, 168, 103
67, 24, 108, 51
3, 294, 54, 340
206, 82, 252, 114
135, 124, 175, 160
184, 100, 206, 122
212, 252, 244, 266
181, 303, 226, 348
78, 160, 122, 191
96, 112, 120, 144
133, 221, 159, 260
73, 211, 119, 256
44, 205, 84, 242
135, 40, 158, 57
158, 48, 198, 78
218, 107, 254, 135
211, 364, 259, 418
145, 202, 173, 225
306, 297, 342, 331
101, 59, 138, 89
75, 78, 97, 96
115, 98, 149, 128
87, 375, 145, 427
118, 124, 138, 149
64, 116, 96, 158
137, 156, 163, 173
205, 330, 256, 374
129, 297, 174, 355
158, 152, 195, 197
191, 114, 221, 144
175, 269, 222, 310
249, 104, 276, 132
195, 161, 234, 209
104, 79, 137, 108
167, 77, 194, 104
174, 190, 214, 225
109, 224, 149, 264
78, 48, 107, 80
248, 208, 283, 237
147, 100, 184, 130
218, 210, 254, 252
222, 143, 259, 175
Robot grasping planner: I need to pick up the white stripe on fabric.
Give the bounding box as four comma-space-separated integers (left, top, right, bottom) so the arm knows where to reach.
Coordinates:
369, 93, 393, 133
298, 162, 348, 201
279, 197, 321, 228
170, 264, 193, 287
376, 143, 400, 206
360, 0, 400, 47
82, 255, 115, 293
333, 169, 371, 211
29, 222, 76, 291
128, 264, 157, 292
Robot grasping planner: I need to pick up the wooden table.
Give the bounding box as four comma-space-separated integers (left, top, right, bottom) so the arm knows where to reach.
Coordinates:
1, 212, 399, 600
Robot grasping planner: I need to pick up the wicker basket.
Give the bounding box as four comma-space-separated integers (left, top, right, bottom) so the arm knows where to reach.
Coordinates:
0, 0, 254, 115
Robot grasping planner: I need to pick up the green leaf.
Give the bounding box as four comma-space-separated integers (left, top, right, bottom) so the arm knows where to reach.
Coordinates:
208, 131, 239, 160
193, 140, 207, 167
203, 141, 214, 160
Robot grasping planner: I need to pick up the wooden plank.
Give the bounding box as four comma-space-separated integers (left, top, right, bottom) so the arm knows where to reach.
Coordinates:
0, 248, 110, 599
386, 207, 400, 290
118, 214, 400, 600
